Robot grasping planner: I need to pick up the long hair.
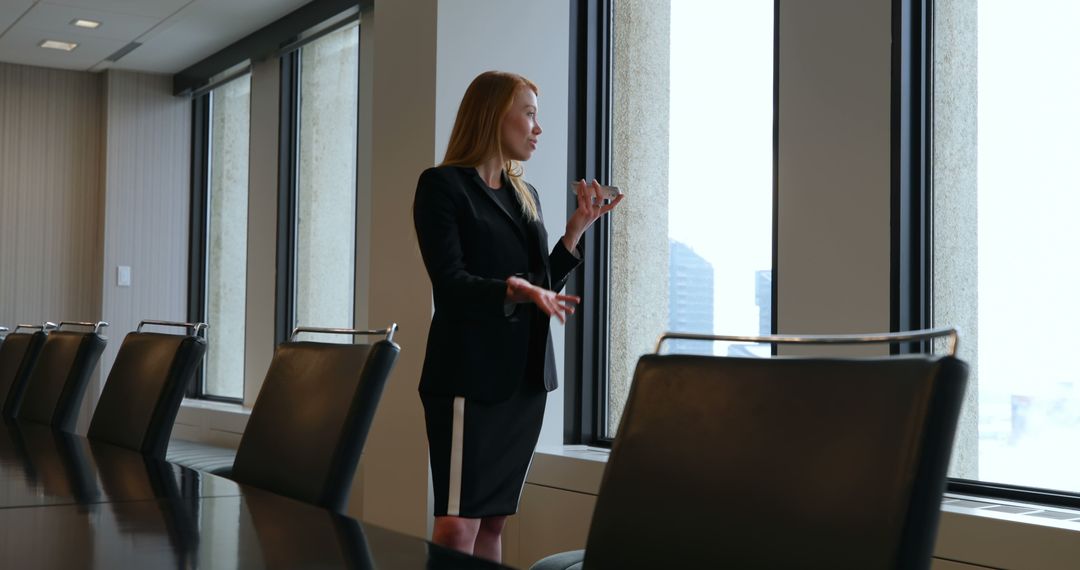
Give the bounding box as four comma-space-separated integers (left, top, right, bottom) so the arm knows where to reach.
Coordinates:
441, 71, 540, 221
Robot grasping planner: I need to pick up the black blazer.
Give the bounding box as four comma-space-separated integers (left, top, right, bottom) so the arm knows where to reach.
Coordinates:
413, 166, 582, 403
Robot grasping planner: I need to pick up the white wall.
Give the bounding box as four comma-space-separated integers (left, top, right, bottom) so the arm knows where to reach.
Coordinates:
776, 0, 892, 351
242, 56, 282, 409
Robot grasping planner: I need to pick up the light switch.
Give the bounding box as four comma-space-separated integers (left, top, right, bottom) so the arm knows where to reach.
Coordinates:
117, 265, 131, 287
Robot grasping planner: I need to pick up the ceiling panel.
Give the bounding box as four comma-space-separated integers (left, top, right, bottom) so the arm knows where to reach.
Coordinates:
20, 2, 161, 41
45, 0, 191, 19
0, 23, 128, 70
112, 0, 311, 73
0, 0, 321, 73
0, 0, 36, 33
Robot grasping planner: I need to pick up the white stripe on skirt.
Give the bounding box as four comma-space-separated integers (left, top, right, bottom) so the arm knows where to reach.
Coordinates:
446, 396, 466, 516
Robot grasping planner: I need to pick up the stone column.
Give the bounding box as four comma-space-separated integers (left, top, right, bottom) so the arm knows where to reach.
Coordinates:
608, 0, 671, 435
933, 0, 978, 479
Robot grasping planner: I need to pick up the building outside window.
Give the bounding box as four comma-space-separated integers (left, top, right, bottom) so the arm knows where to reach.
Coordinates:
605, 0, 774, 436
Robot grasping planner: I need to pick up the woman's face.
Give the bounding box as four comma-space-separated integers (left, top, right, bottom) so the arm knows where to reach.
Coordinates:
501, 86, 542, 162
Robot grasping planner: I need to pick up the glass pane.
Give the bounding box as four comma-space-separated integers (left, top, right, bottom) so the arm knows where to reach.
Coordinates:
934, 1, 1080, 493
294, 23, 359, 342
205, 75, 251, 400
607, 1, 773, 436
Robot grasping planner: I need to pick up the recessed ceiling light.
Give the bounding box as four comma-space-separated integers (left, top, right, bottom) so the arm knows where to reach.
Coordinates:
71, 19, 101, 29
40, 39, 78, 51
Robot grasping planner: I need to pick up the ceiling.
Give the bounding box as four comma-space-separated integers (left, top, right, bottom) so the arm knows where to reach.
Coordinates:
0, 0, 312, 74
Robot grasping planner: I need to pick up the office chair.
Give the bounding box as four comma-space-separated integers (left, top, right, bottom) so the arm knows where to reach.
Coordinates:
87, 320, 208, 459
0, 324, 50, 419
532, 328, 968, 570
228, 324, 400, 513
17, 321, 108, 432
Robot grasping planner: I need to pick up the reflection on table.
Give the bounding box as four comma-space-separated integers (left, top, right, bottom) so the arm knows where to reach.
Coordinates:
0, 421, 507, 569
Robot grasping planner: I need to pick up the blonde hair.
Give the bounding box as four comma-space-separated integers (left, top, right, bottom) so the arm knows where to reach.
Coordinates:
441, 71, 540, 222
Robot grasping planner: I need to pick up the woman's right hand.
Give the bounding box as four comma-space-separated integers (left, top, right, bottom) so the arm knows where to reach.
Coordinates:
506, 276, 581, 324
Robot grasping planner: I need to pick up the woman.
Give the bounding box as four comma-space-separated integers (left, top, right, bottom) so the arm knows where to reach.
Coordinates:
413, 70, 623, 562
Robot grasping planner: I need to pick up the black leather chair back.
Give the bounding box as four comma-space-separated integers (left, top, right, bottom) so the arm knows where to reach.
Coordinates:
231, 339, 399, 512
0, 331, 47, 419
17, 331, 107, 432
582, 353, 968, 570
87, 332, 207, 458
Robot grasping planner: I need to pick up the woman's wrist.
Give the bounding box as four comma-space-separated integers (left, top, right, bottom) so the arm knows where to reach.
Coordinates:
561, 233, 580, 252
506, 276, 532, 302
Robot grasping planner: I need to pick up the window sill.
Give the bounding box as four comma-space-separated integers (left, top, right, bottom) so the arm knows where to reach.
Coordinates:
180, 398, 251, 415
937, 493, 1080, 569
174, 398, 251, 444
528, 445, 609, 495
527, 446, 1080, 569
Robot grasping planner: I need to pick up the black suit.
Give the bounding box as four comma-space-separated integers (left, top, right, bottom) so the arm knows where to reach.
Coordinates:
413, 165, 582, 403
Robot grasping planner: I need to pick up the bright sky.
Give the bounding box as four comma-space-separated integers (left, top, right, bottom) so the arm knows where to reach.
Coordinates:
977, 0, 1080, 394
974, 1, 1080, 489
668, 1, 773, 336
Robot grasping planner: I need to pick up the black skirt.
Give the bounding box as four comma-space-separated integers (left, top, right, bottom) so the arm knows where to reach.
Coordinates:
422, 382, 547, 518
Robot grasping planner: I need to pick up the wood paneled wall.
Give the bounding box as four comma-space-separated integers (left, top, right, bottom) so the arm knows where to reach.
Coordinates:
0, 62, 104, 327
0, 63, 191, 432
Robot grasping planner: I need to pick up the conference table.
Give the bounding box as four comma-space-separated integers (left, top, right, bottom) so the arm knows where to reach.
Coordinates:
0, 421, 508, 569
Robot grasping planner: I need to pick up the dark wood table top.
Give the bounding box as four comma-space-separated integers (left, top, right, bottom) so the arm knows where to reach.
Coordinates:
0, 421, 508, 569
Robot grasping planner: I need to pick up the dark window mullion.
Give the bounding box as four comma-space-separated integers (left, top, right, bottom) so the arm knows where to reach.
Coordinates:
276, 52, 301, 346
187, 93, 211, 399
892, 0, 933, 354
566, 0, 613, 448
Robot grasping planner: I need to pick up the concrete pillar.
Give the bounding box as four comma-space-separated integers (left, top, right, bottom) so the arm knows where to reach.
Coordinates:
608, 0, 671, 435
932, 0, 978, 479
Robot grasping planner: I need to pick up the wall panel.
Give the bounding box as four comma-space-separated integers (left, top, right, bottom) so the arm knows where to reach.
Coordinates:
91, 70, 191, 430
776, 0, 891, 350
0, 62, 104, 329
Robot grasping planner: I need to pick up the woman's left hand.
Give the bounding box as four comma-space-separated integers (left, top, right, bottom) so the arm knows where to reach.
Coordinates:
561, 179, 625, 252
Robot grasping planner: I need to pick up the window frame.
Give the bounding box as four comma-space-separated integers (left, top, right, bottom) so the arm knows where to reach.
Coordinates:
276, 49, 300, 347
566, 0, 780, 447
186, 84, 249, 405
564, 0, 614, 448
274, 16, 361, 347
186, 92, 212, 400
899, 0, 1080, 509
183, 5, 361, 403
892, 0, 933, 356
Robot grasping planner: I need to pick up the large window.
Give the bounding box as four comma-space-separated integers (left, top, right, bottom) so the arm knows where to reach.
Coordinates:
185, 8, 361, 404
933, 1, 1080, 500
569, 0, 775, 441
193, 74, 251, 401
281, 21, 359, 343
